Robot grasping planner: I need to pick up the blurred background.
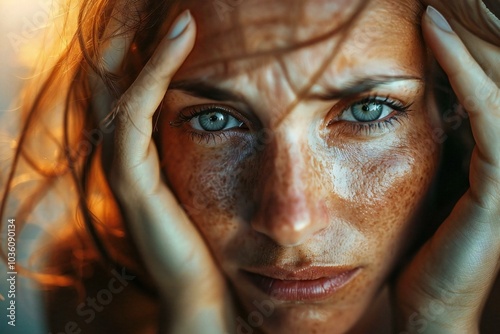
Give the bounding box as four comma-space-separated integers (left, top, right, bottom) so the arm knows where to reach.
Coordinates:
0, 1, 55, 333
0, 0, 50, 111
0, 1, 499, 333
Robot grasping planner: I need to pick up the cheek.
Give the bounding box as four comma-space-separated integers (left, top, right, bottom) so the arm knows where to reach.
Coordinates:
320, 111, 440, 268
327, 142, 437, 228
160, 133, 257, 256
160, 103, 440, 267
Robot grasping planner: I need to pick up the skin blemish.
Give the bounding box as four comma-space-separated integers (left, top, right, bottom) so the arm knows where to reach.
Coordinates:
157, 0, 440, 333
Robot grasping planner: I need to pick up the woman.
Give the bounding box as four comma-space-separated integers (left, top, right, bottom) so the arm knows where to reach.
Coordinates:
1, 0, 499, 333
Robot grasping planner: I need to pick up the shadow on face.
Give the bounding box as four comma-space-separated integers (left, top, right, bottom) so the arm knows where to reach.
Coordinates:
158, 0, 441, 333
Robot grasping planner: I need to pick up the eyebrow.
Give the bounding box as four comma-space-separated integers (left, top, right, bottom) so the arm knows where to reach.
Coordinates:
309, 75, 423, 100
169, 75, 423, 103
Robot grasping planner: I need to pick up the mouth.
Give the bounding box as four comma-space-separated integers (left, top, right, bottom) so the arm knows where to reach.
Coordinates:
241, 266, 361, 302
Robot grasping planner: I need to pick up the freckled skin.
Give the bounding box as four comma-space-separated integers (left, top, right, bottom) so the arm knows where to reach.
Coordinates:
158, 0, 440, 333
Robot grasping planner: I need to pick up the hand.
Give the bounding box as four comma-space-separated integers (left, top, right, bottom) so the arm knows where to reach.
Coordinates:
396, 4, 500, 333
89, 7, 232, 334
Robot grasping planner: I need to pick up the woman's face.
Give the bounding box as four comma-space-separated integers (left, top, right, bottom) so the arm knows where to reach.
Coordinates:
159, 0, 440, 332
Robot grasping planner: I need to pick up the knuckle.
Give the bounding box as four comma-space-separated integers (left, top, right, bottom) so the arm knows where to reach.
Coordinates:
485, 87, 500, 114
113, 93, 136, 124
141, 57, 175, 89
474, 78, 500, 110
141, 62, 161, 87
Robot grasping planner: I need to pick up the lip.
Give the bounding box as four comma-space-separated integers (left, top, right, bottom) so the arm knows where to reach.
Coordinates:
241, 266, 361, 302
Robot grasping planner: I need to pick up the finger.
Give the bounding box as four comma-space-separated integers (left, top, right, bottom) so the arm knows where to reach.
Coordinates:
423, 0, 500, 52
112, 10, 195, 174
396, 7, 500, 330
106, 11, 218, 290
422, 0, 500, 85
452, 23, 500, 83
423, 6, 500, 166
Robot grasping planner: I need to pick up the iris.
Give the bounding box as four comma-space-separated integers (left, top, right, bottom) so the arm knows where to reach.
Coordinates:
198, 111, 229, 131
351, 102, 384, 122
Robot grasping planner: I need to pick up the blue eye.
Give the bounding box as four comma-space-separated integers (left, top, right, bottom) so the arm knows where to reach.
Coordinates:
341, 100, 393, 123
329, 96, 413, 136
190, 109, 244, 132
196, 111, 229, 131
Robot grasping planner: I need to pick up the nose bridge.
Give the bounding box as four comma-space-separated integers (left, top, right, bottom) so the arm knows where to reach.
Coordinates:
270, 130, 306, 201
252, 126, 327, 246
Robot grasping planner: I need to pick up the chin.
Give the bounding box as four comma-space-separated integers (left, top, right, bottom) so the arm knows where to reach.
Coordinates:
233, 300, 369, 334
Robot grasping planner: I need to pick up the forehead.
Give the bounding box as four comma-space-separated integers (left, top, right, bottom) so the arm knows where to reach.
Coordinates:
175, 0, 424, 82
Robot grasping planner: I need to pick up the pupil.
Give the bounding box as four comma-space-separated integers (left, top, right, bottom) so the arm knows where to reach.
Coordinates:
352, 102, 384, 122
199, 111, 229, 131
362, 104, 379, 113
210, 114, 223, 122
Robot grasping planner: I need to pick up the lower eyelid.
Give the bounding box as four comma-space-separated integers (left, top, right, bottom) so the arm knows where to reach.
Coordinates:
329, 111, 409, 137
188, 131, 228, 145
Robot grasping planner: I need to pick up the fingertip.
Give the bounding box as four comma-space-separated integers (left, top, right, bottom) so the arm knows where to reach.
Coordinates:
421, 5, 457, 56
425, 6, 454, 34
168, 10, 193, 40
156, 9, 197, 67
421, 7, 464, 78
145, 11, 196, 85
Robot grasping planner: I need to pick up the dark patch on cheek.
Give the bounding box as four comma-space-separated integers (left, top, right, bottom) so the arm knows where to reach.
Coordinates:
186, 158, 238, 218
164, 138, 263, 257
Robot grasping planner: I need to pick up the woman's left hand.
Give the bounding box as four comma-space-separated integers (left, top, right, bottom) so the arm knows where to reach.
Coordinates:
396, 3, 500, 333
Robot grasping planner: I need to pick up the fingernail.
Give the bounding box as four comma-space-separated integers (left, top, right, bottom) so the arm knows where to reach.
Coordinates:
426, 6, 453, 33
167, 10, 192, 39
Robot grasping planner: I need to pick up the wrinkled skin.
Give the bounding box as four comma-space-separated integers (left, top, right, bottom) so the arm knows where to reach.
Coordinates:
158, 0, 440, 332
86, 0, 500, 331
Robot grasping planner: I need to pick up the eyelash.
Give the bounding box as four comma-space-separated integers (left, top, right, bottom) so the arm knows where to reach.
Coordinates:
171, 105, 247, 144
331, 95, 413, 136
171, 95, 413, 143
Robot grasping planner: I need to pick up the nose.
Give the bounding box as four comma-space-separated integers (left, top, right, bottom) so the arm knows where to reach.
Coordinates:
251, 130, 329, 247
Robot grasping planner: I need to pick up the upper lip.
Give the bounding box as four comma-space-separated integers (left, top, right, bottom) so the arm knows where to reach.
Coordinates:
243, 265, 360, 281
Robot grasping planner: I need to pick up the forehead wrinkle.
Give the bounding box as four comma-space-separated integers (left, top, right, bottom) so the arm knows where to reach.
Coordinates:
232, 61, 298, 125
277, 56, 301, 103
270, 0, 371, 128
176, 0, 425, 126
180, 0, 423, 79
208, 2, 372, 128
280, 1, 425, 95
180, 0, 367, 79
182, 23, 351, 81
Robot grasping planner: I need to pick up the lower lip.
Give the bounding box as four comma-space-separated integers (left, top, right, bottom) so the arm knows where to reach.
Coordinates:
243, 269, 360, 302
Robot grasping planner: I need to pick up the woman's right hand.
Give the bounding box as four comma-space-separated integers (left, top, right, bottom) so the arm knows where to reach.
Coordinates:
89, 8, 232, 333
